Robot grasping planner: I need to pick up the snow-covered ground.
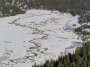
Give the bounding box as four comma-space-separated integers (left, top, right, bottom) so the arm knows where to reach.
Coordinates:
0, 9, 82, 67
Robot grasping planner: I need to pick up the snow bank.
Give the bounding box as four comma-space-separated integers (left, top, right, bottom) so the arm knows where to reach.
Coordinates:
0, 9, 82, 67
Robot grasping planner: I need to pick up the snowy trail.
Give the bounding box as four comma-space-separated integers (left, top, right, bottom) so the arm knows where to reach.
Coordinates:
0, 9, 82, 67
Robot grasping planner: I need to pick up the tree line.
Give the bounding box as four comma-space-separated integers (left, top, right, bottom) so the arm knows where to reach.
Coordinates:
0, 0, 90, 16
32, 42, 90, 67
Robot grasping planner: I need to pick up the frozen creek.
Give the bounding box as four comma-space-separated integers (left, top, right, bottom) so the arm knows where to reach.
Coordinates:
0, 9, 82, 67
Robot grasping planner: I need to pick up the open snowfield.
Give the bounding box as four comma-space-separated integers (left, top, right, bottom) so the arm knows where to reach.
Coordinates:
0, 9, 82, 67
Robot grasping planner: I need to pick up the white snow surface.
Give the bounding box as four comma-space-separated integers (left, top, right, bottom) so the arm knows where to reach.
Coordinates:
0, 9, 82, 67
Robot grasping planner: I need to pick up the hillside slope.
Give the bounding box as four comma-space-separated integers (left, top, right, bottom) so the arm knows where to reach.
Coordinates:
0, 9, 82, 67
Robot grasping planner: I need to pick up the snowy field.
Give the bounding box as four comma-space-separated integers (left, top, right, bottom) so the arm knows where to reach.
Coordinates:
0, 9, 82, 67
